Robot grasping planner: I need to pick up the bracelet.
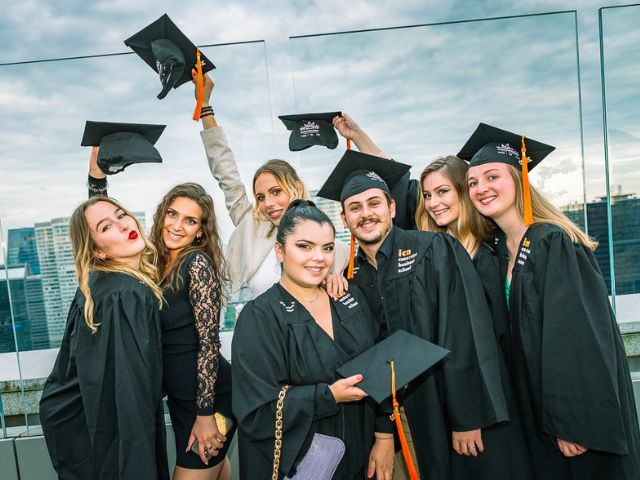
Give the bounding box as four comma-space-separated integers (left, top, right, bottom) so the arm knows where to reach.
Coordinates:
200, 111, 214, 119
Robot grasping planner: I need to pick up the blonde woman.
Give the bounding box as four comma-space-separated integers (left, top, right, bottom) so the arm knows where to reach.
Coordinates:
418, 155, 533, 479
196, 74, 350, 299
39, 195, 168, 479
463, 123, 640, 479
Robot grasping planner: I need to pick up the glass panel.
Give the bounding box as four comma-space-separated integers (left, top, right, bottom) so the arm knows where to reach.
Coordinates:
0, 40, 271, 431
600, 5, 640, 322
289, 12, 585, 257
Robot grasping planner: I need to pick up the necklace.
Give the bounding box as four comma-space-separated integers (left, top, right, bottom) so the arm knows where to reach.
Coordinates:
303, 288, 320, 304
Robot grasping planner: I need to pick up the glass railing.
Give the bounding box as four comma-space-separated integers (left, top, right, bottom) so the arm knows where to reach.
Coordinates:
599, 5, 640, 320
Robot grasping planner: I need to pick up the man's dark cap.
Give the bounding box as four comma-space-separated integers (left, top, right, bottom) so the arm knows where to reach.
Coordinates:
457, 122, 555, 171
316, 150, 411, 203
278, 112, 341, 151
80, 121, 166, 175
124, 14, 215, 99
336, 329, 449, 404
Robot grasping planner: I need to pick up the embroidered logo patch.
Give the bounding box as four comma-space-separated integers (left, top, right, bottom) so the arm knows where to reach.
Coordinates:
299, 121, 320, 137
397, 249, 417, 273
517, 237, 531, 266
279, 301, 296, 313
365, 171, 384, 183
337, 293, 359, 309
496, 143, 520, 159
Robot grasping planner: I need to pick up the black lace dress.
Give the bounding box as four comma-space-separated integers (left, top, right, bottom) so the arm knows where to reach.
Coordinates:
161, 251, 236, 469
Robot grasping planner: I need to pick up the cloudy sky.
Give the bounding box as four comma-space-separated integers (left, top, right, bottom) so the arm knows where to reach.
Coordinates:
0, 0, 638, 243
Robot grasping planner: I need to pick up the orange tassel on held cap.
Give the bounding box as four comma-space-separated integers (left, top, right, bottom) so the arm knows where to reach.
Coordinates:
520, 135, 534, 225
192, 49, 204, 121
390, 360, 420, 480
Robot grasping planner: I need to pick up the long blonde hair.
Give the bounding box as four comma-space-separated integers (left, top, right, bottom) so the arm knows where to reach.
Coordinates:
416, 156, 495, 257
150, 183, 229, 293
506, 165, 597, 250
252, 159, 309, 235
69, 197, 163, 333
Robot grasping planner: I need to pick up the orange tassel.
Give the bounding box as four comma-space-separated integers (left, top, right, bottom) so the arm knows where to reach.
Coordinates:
390, 360, 420, 480
346, 138, 351, 151
520, 135, 533, 225
192, 49, 204, 121
346, 234, 356, 279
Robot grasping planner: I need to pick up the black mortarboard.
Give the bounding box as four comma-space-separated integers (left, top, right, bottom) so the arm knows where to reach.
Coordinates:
457, 122, 555, 171
124, 14, 215, 99
80, 121, 166, 175
278, 112, 341, 151
336, 330, 449, 404
458, 123, 555, 225
316, 150, 411, 203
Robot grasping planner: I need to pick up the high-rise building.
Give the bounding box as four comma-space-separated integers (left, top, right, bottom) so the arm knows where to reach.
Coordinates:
309, 189, 351, 244
7, 227, 41, 274
562, 193, 640, 295
0, 265, 32, 353
35, 217, 74, 347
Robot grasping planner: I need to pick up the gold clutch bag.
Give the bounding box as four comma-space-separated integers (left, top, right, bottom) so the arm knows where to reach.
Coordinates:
215, 411, 235, 436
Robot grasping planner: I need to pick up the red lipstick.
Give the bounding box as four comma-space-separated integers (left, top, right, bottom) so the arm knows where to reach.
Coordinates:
128, 231, 138, 240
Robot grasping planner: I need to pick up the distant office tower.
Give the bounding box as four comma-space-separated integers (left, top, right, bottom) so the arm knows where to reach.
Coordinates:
7, 227, 41, 274
24, 270, 48, 349
34, 218, 74, 347
34, 212, 147, 348
0, 265, 32, 353
562, 193, 640, 295
309, 189, 351, 244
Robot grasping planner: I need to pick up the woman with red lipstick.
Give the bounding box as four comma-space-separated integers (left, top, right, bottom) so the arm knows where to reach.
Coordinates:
87, 151, 236, 479
461, 123, 640, 480
232, 200, 395, 479
196, 74, 350, 300
40, 195, 169, 479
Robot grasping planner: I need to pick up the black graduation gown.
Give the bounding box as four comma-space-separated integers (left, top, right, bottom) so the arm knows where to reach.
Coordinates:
231, 284, 392, 479
494, 223, 640, 479
39, 272, 169, 480
350, 227, 509, 480
450, 242, 535, 480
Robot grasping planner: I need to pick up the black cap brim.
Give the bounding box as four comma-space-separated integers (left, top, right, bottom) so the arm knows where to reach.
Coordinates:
316, 150, 411, 202
457, 123, 555, 171
124, 13, 215, 90
336, 330, 449, 404
81, 121, 165, 146
278, 112, 341, 151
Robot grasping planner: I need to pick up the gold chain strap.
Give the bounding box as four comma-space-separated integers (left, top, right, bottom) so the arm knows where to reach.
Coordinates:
272, 385, 291, 480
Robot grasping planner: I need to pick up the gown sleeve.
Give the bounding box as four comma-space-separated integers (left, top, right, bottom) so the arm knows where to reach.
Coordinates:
76, 285, 164, 478
534, 231, 628, 454
429, 234, 509, 431
187, 253, 222, 415
231, 300, 340, 476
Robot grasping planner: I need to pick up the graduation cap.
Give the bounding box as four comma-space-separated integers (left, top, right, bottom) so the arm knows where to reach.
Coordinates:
316, 150, 411, 203
457, 122, 555, 225
124, 14, 215, 119
336, 329, 449, 404
337, 329, 448, 479
278, 112, 341, 151
80, 121, 166, 175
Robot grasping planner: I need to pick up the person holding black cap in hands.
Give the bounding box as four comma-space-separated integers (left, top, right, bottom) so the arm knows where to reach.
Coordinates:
461, 123, 640, 479
317, 150, 509, 479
